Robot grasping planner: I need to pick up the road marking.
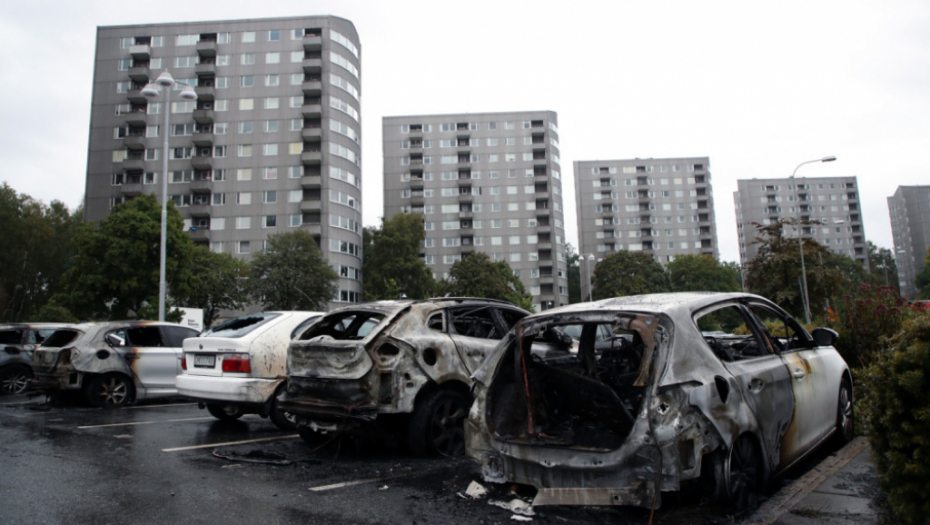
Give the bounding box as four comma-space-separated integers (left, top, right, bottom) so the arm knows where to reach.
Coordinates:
121, 402, 198, 410
308, 469, 426, 492
78, 416, 214, 429
162, 434, 299, 452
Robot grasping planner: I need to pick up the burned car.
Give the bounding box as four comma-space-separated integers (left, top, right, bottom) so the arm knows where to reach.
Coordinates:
31, 322, 199, 407
466, 293, 853, 510
278, 298, 544, 456
0, 323, 71, 394
176, 311, 322, 429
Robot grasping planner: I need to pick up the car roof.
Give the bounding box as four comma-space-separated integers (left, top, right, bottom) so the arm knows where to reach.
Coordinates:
0, 323, 71, 330
323, 297, 525, 317
68, 321, 196, 332
526, 292, 773, 321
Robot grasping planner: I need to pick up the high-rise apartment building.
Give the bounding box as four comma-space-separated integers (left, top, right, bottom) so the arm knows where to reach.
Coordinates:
574, 157, 718, 263
382, 111, 568, 310
84, 16, 363, 305
734, 176, 868, 269
888, 185, 930, 299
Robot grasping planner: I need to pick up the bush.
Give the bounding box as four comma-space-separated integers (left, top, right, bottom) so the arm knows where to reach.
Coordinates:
856, 313, 930, 525
834, 284, 911, 368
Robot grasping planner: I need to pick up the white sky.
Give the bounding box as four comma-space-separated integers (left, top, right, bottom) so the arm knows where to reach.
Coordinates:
2, 0, 928, 263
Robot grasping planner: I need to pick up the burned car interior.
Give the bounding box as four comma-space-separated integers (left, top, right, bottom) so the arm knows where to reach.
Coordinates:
300, 312, 385, 341
486, 315, 654, 451
695, 303, 809, 362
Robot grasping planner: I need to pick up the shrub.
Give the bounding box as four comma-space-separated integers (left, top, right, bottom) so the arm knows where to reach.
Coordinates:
834, 284, 911, 368
856, 313, 930, 525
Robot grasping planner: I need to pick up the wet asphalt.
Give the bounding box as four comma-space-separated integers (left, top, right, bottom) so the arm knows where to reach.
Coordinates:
0, 394, 848, 525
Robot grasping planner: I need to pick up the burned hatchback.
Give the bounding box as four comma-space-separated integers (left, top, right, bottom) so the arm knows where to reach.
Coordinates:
0, 323, 71, 394
466, 293, 853, 510
278, 298, 536, 456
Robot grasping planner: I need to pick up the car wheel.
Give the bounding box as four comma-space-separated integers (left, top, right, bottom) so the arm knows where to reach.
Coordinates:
407, 389, 470, 457
0, 365, 33, 395
84, 373, 134, 408
723, 435, 762, 512
206, 403, 244, 421
835, 379, 854, 445
269, 389, 297, 431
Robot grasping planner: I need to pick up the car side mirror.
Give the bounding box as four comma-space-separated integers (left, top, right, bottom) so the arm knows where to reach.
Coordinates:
811, 327, 838, 347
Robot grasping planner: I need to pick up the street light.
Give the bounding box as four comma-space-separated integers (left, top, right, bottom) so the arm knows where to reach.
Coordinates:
141, 70, 197, 322
790, 156, 836, 325
585, 254, 595, 301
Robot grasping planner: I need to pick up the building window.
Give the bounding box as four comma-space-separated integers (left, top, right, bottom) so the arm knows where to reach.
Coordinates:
242, 32, 256, 43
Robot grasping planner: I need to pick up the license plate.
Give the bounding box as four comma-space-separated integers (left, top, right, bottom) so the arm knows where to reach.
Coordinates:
193, 354, 215, 368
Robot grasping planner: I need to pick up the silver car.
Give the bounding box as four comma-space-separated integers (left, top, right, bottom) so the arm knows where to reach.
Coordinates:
31, 322, 199, 407
0, 323, 70, 394
466, 293, 853, 510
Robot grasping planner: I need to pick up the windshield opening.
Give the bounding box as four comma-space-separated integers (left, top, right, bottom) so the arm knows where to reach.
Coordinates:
203, 313, 282, 338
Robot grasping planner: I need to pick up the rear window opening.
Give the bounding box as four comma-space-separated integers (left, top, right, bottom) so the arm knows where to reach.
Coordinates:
300, 312, 385, 341
486, 319, 652, 451
41, 329, 83, 348
203, 313, 282, 338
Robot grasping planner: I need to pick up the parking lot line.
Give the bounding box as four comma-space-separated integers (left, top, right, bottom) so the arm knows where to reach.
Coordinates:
78, 416, 214, 429
307, 469, 431, 492
161, 434, 299, 452
120, 402, 197, 410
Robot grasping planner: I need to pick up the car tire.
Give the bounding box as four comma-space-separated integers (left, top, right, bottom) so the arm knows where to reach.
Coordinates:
719, 435, 762, 513
206, 403, 244, 421
269, 388, 297, 431
0, 365, 33, 395
834, 379, 854, 445
407, 389, 470, 457
84, 373, 134, 408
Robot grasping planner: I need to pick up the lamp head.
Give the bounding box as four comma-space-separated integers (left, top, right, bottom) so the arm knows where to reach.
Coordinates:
155, 71, 175, 88
821, 156, 837, 163
178, 85, 198, 101
140, 82, 160, 100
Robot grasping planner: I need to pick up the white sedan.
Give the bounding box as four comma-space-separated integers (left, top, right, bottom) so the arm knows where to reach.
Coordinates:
176, 311, 322, 430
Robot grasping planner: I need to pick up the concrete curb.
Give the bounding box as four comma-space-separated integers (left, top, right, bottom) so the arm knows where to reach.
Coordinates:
747, 436, 871, 525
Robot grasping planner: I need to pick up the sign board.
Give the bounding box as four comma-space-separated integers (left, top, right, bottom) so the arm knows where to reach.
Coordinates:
178, 308, 204, 332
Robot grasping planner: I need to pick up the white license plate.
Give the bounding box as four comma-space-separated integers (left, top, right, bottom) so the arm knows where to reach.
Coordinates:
193, 354, 215, 367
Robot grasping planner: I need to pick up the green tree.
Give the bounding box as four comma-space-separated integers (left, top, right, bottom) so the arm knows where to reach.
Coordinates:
591, 250, 670, 299
915, 247, 930, 299
0, 183, 82, 322
55, 194, 193, 320
173, 246, 249, 327
248, 230, 338, 311
744, 219, 854, 319
667, 254, 741, 293
438, 252, 533, 311
565, 243, 582, 303
867, 241, 899, 293
363, 213, 435, 300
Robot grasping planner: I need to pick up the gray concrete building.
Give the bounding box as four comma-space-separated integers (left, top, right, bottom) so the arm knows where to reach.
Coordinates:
382, 111, 568, 311
573, 157, 718, 264
734, 176, 868, 269
888, 185, 930, 299
84, 16, 363, 305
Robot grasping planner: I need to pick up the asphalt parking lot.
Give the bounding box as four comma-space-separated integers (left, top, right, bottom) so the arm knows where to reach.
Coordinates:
0, 394, 851, 525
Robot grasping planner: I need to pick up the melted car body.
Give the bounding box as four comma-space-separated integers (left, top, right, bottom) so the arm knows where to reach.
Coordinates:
0, 323, 71, 394
466, 293, 852, 509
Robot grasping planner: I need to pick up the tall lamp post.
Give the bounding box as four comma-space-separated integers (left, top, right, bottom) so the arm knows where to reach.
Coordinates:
141, 71, 197, 322
791, 155, 836, 325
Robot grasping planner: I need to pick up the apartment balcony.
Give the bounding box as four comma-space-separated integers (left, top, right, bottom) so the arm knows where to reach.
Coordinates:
536, 208, 551, 218
538, 275, 555, 286
457, 193, 473, 203
195, 86, 215, 101
193, 109, 214, 124
127, 89, 147, 104
194, 62, 215, 77
302, 58, 323, 74
129, 44, 151, 60
124, 111, 148, 127
301, 127, 322, 141
188, 228, 210, 242
302, 80, 322, 95
459, 214, 473, 224
533, 156, 548, 166
120, 183, 145, 196
188, 205, 210, 217
123, 135, 146, 150
190, 180, 212, 193
196, 40, 217, 57
537, 241, 553, 251
299, 200, 321, 213
301, 150, 322, 165
192, 132, 213, 147
536, 224, 551, 234
301, 223, 322, 236
191, 155, 212, 170
121, 158, 145, 172
303, 35, 323, 51
128, 66, 150, 82
302, 104, 322, 118
410, 195, 424, 206
300, 175, 322, 189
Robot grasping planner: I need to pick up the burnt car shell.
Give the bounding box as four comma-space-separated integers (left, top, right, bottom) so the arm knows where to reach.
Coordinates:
465, 292, 852, 509
0, 323, 71, 394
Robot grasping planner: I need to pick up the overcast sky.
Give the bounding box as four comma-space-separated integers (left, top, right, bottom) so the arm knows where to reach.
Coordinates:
2, 0, 928, 263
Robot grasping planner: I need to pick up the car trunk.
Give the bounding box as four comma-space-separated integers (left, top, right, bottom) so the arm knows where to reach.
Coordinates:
183, 338, 251, 377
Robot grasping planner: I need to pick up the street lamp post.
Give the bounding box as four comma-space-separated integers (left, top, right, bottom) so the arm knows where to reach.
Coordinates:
141, 71, 197, 322
585, 254, 595, 301
791, 156, 836, 325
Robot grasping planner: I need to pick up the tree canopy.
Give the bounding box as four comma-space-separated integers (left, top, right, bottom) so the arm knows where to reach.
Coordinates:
173, 246, 249, 327
867, 241, 899, 291
668, 254, 741, 293
591, 250, 670, 300
915, 247, 930, 299
565, 243, 582, 304
362, 213, 435, 300
248, 230, 338, 311
438, 252, 533, 311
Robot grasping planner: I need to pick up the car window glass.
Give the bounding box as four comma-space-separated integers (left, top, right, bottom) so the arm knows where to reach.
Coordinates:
745, 304, 806, 353
694, 304, 770, 361
162, 326, 199, 347
450, 306, 499, 339
291, 315, 321, 339
43, 329, 82, 348
0, 330, 24, 345
126, 326, 165, 347
203, 313, 281, 338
